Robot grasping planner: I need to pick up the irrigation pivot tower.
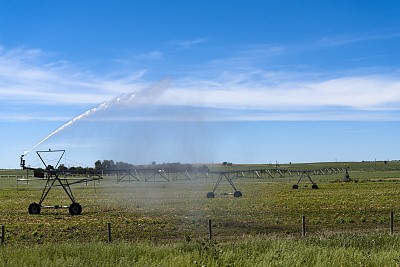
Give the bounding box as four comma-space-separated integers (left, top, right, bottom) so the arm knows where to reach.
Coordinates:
20, 149, 103, 215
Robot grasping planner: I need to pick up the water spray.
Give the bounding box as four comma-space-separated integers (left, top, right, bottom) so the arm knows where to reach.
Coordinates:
22, 77, 171, 158
23, 92, 136, 156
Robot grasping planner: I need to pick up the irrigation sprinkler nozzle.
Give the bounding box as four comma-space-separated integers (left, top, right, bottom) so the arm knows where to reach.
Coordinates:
20, 155, 25, 168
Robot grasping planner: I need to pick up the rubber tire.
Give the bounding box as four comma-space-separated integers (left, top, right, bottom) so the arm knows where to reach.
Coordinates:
312, 184, 319, 189
206, 192, 215, 198
233, 191, 242, 198
69, 202, 82, 215
28, 202, 41, 214
292, 184, 299, 189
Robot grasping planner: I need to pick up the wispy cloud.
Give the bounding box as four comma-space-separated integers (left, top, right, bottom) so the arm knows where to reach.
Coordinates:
92, 71, 400, 122
139, 50, 164, 60
314, 31, 400, 48
158, 74, 400, 110
1, 45, 400, 122
167, 37, 208, 49
0, 46, 148, 107
208, 44, 286, 69
114, 50, 164, 64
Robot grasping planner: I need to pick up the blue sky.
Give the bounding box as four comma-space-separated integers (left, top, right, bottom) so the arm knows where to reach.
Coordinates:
1, 1, 400, 168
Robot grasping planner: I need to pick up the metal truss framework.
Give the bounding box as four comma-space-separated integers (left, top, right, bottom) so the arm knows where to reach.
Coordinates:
103, 166, 345, 198
206, 171, 242, 199
20, 150, 103, 215
109, 169, 209, 183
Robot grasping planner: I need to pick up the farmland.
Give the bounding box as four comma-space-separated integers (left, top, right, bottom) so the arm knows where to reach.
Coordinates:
1, 161, 400, 266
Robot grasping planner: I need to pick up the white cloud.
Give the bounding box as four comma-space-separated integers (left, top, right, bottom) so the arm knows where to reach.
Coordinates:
115, 51, 164, 64
154, 74, 400, 111
0, 46, 149, 106
315, 32, 400, 48
2, 45, 400, 122
0, 113, 71, 122
140, 51, 164, 60
167, 38, 208, 49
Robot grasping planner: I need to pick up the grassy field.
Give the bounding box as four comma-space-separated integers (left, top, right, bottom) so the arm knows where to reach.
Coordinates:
1, 161, 400, 266
2, 235, 400, 266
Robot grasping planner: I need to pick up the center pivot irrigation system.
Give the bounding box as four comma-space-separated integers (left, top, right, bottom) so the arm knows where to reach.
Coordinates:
20, 150, 103, 215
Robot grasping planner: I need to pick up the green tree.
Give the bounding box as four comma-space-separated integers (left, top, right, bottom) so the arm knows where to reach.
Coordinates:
95, 160, 102, 170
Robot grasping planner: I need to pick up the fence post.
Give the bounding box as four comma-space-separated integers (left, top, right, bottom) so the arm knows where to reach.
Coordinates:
1, 225, 4, 245
107, 223, 112, 243
390, 211, 394, 235
208, 219, 212, 240
301, 215, 306, 237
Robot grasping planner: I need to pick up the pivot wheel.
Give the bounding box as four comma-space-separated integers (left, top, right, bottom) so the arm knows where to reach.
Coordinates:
233, 191, 242, 198
312, 184, 319, 189
69, 202, 82, 215
28, 202, 41, 214
292, 184, 299, 189
206, 192, 215, 198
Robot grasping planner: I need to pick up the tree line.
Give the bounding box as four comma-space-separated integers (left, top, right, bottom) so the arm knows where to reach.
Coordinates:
49, 160, 209, 173
94, 160, 209, 173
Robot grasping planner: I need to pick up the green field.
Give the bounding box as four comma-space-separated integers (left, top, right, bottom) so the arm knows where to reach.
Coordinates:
1, 161, 400, 266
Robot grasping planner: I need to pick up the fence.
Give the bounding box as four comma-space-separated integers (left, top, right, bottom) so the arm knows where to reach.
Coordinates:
0, 211, 397, 245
